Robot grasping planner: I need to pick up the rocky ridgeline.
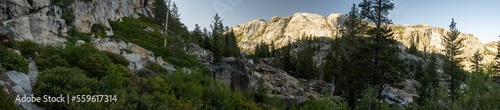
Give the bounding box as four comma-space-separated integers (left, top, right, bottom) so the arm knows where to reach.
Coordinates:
232, 12, 492, 71
0, 0, 153, 45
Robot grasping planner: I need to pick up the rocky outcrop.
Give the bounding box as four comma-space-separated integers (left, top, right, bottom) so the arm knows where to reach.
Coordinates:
382, 79, 421, 106
233, 13, 344, 52
232, 12, 492, 71
2, 3, 67, 45
186, 43, 213, 66
213, 57, 250, 92
91, 36, 175, 72
0, 0, 154, 45
249, 62, 334, 104
73, 0, 153, 34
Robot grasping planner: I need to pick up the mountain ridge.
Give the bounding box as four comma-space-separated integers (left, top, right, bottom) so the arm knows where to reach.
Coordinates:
231, 12, 494, 71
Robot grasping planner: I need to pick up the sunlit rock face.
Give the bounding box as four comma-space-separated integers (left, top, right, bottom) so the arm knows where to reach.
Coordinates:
0, 0, 153, 45
232, 12, 491, 71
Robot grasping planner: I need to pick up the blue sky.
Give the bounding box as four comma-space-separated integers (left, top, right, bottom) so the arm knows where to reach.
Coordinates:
173, 0, 500, 43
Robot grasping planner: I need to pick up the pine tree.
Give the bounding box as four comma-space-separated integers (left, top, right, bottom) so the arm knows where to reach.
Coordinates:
210, 13, 225, 62
471, 50, 483, 73
297, 45, 315, 79
152, 0, 168, 25
358, 0, 404, 101
417, 54, 439, 104
202, 28, 211, 50
222, 28, 240, 58
191, 24, 204, 45
323, 4, 373, 108
442, 18, 465, 101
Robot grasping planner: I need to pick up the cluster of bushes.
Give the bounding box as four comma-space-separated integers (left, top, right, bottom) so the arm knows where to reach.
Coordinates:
0, 46, 28, 73
109, 16, 205, 68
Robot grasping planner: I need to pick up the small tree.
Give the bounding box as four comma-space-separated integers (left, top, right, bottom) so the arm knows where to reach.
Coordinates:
470, 50, 483, 73
442, 18, 465, 101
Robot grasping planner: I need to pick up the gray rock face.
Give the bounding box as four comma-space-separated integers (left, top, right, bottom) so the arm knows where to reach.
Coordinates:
232, 13, 344, 52
232, 12, 492, 72
0, 0, 153, 45
213, 57, 250, 92
73, 0, 153, 33
248, 62, 334, 104
382, 79, 421, 106
2, 4, 67, 45
5, 71, 31, 94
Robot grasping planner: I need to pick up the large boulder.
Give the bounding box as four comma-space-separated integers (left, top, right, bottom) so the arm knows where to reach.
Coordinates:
213, 57, 250, 92
4, 71, 31, 94
382, 79, 421, 106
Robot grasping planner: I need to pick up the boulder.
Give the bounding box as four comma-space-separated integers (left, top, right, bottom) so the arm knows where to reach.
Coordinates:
5, 71, 31, 94
213, 57, 249, 92
75, 40, 86, 47
127, 43, 150, 57
382, 79, 421, 106
155, 57, 176, 72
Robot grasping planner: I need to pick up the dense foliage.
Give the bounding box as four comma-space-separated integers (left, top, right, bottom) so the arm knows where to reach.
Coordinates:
0, 46, 29, 73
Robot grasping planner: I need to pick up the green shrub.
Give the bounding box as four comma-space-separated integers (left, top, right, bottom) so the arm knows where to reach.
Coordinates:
103, 51, 129, 66
34, 67, 98, 109
61, 8, 74, 25
67, 26, 91, 42
91, 23, 109, 33
0, 46, 28, 73
77, 53, 113, 79
99, 64, 132, 94
0, 85, 20, 110
135, 68, 156, 78
62, 43, 99, 65
145, 62, 168, 74
13, 40, 40, 59
35, 53, 69, 72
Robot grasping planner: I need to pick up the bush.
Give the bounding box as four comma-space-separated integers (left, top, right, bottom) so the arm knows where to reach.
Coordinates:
91, 23, 109, 33
35, 45, 69, 71
103, 51, 129, 66
0, 46, 28, 73
34, 67, 98, 109
77, 53, 113, 79
62, 43, 99, 65
35, 53, 69, 72
145, 62, 168, 74
0, 85, 20, 110
67, 26, 91, 42
13, 40, 40, 59
135, 68, 156, 78
61, 8, 74, 25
